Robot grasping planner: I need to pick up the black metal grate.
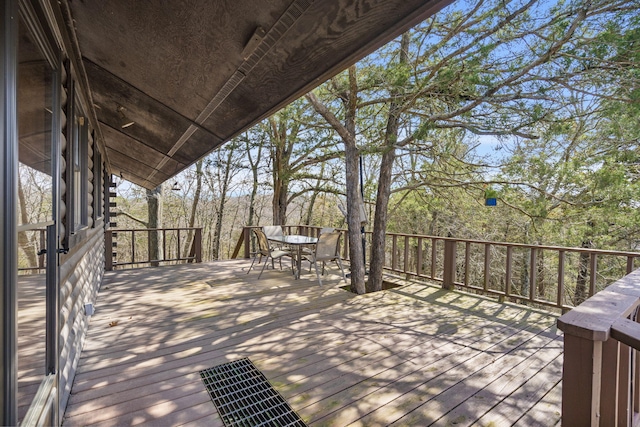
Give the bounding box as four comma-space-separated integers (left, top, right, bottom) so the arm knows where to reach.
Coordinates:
200, 358, 307, 427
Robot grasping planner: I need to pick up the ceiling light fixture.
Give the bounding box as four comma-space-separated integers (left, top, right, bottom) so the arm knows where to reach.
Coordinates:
117, 105, 135, 129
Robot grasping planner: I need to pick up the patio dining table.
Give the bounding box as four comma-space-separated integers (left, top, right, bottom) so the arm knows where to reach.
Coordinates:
267, 234, 318, 279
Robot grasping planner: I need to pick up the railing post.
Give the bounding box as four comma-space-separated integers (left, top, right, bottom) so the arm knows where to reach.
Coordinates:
244, 227, 251, 259
105, 230, 113, 271
558, 272, 640, 427
443, 239, 456, 290
560, 332, 604, 426
194, 228, 202, 263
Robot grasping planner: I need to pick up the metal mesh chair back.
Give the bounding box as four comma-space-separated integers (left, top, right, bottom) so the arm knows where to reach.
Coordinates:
315, 232, 341, 261
254, 228, 271, 257
263, 225, 284, 239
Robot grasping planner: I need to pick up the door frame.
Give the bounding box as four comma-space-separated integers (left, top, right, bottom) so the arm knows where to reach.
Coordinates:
3, 0, 63, 424
1, 0, 20, 424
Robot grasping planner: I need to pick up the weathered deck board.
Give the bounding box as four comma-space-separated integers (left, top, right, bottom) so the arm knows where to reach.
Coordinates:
62, 259, 563, 426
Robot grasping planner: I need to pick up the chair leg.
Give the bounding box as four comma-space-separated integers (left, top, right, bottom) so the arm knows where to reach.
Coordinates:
247, 257, 256, 274
247, 253, 261, 274
336, 258, 347, 283
258, 256, 271, 279
313, 259, 323, 286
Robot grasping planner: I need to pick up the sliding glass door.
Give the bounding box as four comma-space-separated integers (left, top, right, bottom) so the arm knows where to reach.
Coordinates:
16, 4, 61, 425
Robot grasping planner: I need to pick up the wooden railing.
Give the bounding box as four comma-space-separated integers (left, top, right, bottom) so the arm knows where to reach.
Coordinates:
558, 269, 640, 426
105, 227, 202, 270
380, 233, 640, 311
234, 226, 639, 310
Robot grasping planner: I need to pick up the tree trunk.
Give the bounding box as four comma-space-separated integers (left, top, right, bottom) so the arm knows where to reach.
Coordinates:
184, 159, 203, 259
345, 138, 366, 294
270, 117, 292, 226
246, 134, 263, 255
147, 185, 162, 266
17, 176, 38, 267
304, 163, 325, 225
306, 66, 365, 294
369, 32, 409, 292
212, 150, 233, 259
344, 66, 366, 294
575, 239, 592, 305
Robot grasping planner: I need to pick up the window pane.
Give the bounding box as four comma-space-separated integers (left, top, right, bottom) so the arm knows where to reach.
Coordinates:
17, 17, 53, 424
17, 22, 53, 226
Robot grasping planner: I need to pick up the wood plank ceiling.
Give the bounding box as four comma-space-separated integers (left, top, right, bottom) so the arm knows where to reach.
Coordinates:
65, 0, 453, 189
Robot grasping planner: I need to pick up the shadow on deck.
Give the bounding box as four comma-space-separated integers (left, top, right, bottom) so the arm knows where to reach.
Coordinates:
62, 259, 563, 426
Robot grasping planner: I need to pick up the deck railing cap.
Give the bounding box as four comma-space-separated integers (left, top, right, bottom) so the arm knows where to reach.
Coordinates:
558, 269, 640, 341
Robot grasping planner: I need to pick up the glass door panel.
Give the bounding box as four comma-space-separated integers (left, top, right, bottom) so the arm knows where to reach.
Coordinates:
17, 15, 56, 424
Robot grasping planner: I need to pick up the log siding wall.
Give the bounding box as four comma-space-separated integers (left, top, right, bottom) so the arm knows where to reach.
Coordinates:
57, 227, 104, 416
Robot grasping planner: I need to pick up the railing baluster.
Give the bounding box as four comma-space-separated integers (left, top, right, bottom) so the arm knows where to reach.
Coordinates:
635, 311, 640, 415
464, 242, 470, 286
417, 237, 423, 277
505, 246, 512, 298
590, 253, 598, 297
627, 256, 635, 275
557, 250, 565, 309
162, 229, 167, 261
617, 339, 632, 425
404, 235, 409, 277
131, 230, 135, 265
392, 234, 398, 272
529, 247, 537, 301
484, 243, 491, 292
431, 238, 437, 279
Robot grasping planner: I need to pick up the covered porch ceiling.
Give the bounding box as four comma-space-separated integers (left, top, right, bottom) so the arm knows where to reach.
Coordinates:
64, 0, 453, 189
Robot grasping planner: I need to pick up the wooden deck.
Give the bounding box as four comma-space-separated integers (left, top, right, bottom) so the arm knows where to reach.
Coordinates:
62, 259, 563, 426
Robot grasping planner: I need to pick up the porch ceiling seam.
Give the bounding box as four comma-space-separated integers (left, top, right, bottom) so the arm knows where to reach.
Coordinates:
98, 121, 188, 166
144, 0, 316, 186
56, 0, 112, 172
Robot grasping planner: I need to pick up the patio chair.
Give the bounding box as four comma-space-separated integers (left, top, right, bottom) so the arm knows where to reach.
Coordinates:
247, 228, 293, 278
263, 225, 285, 239
304, 231, 347, 286
302, 227, 336, 258
263, 225, 287, 251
